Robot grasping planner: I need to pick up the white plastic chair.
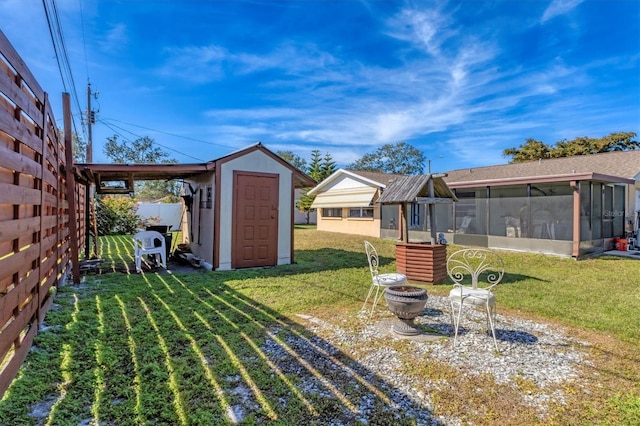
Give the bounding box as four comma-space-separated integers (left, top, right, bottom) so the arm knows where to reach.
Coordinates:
447, 248, 504, 350
362, 240, 407, 317
133, 231, 167, 273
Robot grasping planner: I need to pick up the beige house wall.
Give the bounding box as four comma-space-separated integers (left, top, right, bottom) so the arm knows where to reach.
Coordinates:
316, 208, 381, 238
310, 169, 388, 238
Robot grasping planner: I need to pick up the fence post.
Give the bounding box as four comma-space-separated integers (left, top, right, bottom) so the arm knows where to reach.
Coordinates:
62, 93, 80, 284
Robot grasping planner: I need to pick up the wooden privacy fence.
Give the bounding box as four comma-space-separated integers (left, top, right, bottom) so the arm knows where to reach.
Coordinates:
0, 30, 85, 397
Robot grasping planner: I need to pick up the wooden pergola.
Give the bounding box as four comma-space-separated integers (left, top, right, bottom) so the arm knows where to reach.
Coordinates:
74, 162, 213, 195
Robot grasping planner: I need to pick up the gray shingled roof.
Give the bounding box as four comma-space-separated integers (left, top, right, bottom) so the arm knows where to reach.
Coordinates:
345, 169, 406, 186
444, 150, 640, 184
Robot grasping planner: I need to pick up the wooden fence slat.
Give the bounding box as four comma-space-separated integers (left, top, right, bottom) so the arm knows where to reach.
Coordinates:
0, 28, 86, 400
0, 144, 42, 178
40, 276, 57, 303
0, 296, 37, 360
41, 214, 57, 230
0, 272, 38, 327
0, 30, 46, 101
0, 321, 37, 398
0, 108, 45, 155
0, 182, 41, 205
43, 192, 57, 208
0, 59, 44, 126
0, 216, 39, 243
0, 243, 39, 283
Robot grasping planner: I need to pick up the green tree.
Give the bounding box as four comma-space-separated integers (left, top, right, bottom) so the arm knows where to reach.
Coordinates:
502, 138, 550, 163
104, 135, 171, 164
295, 190, 315, 224
321, 152, 336, 180
58, 128, 87, 163
295, 150, 337, 224
135, 180, 182, 202
307, 150, 323, 180
277, 150, 307, 171
103, 135, 180, 201
348, 142, 425, 175
504, 132, 639, 163
96, 196, 140, 235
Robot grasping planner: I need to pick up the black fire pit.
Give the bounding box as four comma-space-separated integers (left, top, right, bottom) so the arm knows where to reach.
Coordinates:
384, 286, 428, 336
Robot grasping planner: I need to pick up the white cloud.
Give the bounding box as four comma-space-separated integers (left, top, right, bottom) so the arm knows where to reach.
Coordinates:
541, 0, 584, 23
385, 7, 453, 57
158, 44, 228, 82
99, 23, 129, 52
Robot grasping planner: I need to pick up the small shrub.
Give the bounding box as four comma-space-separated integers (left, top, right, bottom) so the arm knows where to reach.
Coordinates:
96, 196, 140, 235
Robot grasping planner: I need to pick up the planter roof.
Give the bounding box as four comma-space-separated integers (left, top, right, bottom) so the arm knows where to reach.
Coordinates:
377, 174, 457, 204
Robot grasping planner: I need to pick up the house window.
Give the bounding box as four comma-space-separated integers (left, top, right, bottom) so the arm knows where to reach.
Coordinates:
349, 207, 373, 218
322, 208, 342, 218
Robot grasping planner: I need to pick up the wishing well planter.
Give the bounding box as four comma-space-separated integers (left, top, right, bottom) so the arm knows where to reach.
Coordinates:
395, 243, 447, 284
376, 174, 456, 285
384, 286, 428, 336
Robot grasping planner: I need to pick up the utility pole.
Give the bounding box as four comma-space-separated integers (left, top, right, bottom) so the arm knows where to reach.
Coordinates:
85, 82, 99, 259
427, 155, 443, 174
86, 82, 93, 162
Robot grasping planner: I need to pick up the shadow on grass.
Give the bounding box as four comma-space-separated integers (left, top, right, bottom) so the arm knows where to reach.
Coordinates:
500, 273, 547, 285
89, 235, 395, 279
0, 237, 441, 425
0, 274, 441, 425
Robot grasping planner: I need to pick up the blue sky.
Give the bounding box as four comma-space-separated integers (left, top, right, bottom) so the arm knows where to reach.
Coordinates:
1, 0, 638, 172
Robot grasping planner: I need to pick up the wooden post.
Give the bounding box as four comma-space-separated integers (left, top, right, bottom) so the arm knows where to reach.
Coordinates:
37, 93, 48, 327
428, 177, 437, 244
571, 180, 580, 258
400, 202, 408, 242
62, 93, 80, 284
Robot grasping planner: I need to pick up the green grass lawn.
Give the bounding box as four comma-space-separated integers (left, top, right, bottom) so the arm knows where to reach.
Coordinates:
1, 229, 638, 425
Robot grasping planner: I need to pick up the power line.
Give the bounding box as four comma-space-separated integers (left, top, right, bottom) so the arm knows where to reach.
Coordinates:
41, 0, 85, 139
98, 119, 204, 162
100, 117, 237, 150
78, 0, 90, 82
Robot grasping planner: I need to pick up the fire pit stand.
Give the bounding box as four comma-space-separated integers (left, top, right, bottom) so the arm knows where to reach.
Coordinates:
384, 286, 428, 336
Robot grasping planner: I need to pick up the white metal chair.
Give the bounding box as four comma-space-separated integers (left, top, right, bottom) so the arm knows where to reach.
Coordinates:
362, 240, 407, 317
447, 248, 504, 350
133, 230, 167, 273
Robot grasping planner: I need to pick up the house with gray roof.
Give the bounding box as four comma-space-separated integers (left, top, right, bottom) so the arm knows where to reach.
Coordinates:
309, 151, 640, 258
439, 150, 640, 257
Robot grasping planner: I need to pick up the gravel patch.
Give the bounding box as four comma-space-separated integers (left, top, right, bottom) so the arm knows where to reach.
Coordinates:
259, 295, 589, 425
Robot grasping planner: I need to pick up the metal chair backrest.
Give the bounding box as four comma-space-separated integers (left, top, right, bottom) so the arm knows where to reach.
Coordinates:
447, 248, 504, 290
364, 240, 380, 280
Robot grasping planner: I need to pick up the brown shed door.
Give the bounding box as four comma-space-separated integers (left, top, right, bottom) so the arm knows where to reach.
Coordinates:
232, 172, 279, 268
